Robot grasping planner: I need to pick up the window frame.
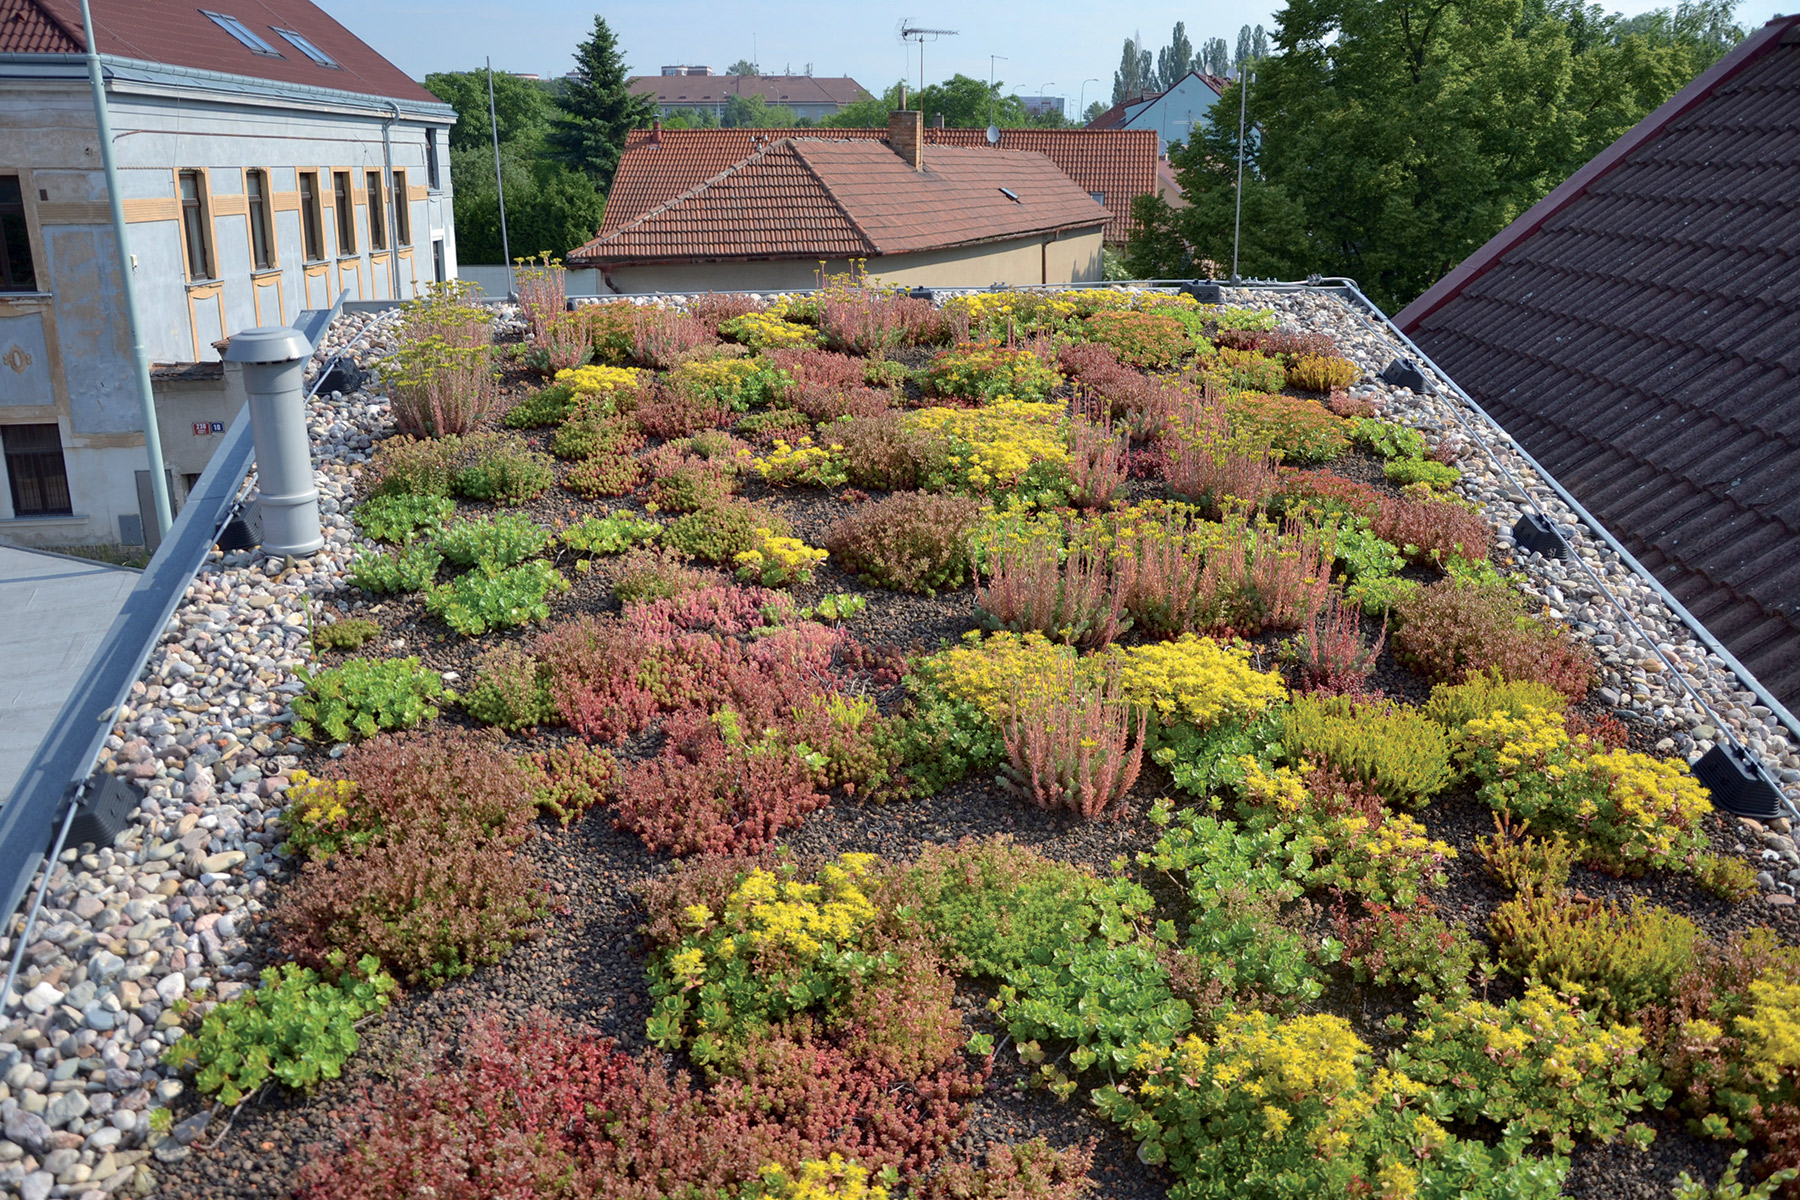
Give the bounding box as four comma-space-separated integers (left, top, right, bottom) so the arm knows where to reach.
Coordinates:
270, 27, 339, 68
245, 168, 275, 270
365, 170, 386, 252
425, 132, 440, 191
2, 423, 73, 517
0, 174, 39, 293
332, 170, 356, 256
298, 171, 325, 262
177, 169, 216, 282
200, 11, 282, 56
390, 168, 411, 246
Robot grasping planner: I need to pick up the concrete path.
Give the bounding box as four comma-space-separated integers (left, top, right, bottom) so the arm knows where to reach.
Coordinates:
0, 546, 141, 804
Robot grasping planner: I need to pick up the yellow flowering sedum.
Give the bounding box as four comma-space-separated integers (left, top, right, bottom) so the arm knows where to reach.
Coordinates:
734, 527, 828, 588
753, 436, 845, 488
726, 853, 879, 956
757, 1154, 888, 1200
1736, 977, 1800, 1085
905, 399, 1067, 493
722, 309, 820, 351
554, 364, 641, 397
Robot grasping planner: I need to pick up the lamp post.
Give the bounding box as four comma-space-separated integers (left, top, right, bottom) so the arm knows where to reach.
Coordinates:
1229, 63, 1254, 283
988, 54, 1007, 129
1078, 77, 1098, 122
1038, 81, 1055, 123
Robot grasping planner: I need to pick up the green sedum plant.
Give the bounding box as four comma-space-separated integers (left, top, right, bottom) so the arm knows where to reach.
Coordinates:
346, 542, 442, 594
291, 656, 446, 742
163, 956, 396, 1105
425, 560, 569, 636
560, 511, 660, 556
432, 512, 552, 570
310, 617, 379, 653
1281, 694, 1455, 807
355, 492, 454, 543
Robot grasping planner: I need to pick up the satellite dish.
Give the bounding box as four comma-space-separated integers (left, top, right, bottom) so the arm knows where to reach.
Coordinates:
985, 124, 1000, 144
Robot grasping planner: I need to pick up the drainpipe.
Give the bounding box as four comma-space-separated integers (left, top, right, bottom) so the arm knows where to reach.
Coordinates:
79, 0, 171, 538
381, 101, 402, 301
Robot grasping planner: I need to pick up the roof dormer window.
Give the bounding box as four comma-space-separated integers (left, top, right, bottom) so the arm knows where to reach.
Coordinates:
201, 11, 282, 56
272, 27, 340, 68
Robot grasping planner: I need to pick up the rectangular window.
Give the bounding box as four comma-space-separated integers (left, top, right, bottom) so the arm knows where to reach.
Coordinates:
3, 424, 72, 517
178, 170, 214, 281
271, 27, 338, 68
245, 169, 274, 269
433, 237, 445, 283
299, 171, 324, 262
425, 133, 440, 190
365, 170, 386, 251
0, 175, 37, 292
201, 11, 282, 56
391, 169, 411, 246
332, 170, 355, 255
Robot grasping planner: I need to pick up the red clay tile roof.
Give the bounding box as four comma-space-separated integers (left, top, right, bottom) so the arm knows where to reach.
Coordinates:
630, 74, 871, 109
1398, 15, 1800, 713
2, 0, 437, 104
569, 137, 1109, 266
599, 126, 1156, 243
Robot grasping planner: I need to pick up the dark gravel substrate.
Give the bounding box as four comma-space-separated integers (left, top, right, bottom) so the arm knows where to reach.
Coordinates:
149, 348, 1794, 1199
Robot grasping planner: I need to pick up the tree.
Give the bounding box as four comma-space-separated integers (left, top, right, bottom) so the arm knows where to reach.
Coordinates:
818, 82, 903, 128
1112, 36, 1153, 103
1157, 22, 1196, 90
447, 144, 604, 264
1133, 0, 1741, 310
917, 73, 1028, 127
722, 93, 798, 128
424, 70, 555, 153
726, 58, 759, 76
661, 107, 721, 129
1233, 24, 1270, 69
1201, 37, 1232, 76
1082, 99, 1108, 124
549, 15, 656, 189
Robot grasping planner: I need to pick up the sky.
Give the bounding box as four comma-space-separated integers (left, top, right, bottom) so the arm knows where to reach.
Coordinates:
317, 0, 1789, 115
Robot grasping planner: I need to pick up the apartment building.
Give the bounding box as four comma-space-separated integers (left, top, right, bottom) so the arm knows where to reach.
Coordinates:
0, 0, 457, 548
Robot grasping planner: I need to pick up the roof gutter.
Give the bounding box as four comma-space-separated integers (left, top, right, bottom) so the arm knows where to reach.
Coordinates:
572, 217, 1109, 271
1394, 13, 1800, 332
1324, 276, 1800, 750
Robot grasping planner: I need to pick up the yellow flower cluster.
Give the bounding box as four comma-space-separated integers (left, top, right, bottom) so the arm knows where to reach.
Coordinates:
1431, 986, 1649, 1087
1460, 705, 1582, 781
1109, 635, 1288, 729
1239, 759, 1314, 815
757, 1154, 888, 1200
671, 355, 760, 393
734, 527, 828, 587
554, 364, 642, 396
905, 399, 1067, 492
1589, 748, 1713, 843
722, 310, 820, 351
284, 768, 356, 832
1736, 977, 1800, 1085
726, 853, 879, 956
754, 436, 844, 487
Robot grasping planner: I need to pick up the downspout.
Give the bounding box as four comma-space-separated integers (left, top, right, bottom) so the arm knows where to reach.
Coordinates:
79, 0, 171, 537
381, 101, 402, 301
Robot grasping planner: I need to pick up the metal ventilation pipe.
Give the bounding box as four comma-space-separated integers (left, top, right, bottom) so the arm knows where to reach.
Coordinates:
225, 327, 322, 556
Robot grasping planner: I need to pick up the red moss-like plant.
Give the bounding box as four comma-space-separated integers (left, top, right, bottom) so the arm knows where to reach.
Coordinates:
535, 615, 662, 742
630, 307, 715, 369
613, 708, 827, 855
1000, 665, 1146, 819
562, 452, 643, 499
295, 1011, 791, 1200
1370, 494, 1491, 565
636, 381, 732, 438
1273, 468, 1385, 523
764, 347, 870, 391
977, 538, 1130, 649
917, 1139, 1097, 1200
1066, 405, 1129, 510
1393, 578, 1593, 700
688, 292, 766, 333
1259, 327, 1340, 363
819, 289, 944, 356
1327, 388, 1377, 419
1292, 589, 1386, 696
1162, 394, 1280, 514
794, 383, 891, 423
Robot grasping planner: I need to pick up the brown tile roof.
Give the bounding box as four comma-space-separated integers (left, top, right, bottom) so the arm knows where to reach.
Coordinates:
569, 137, 1109, 266
1398, 15, 1800, 713
599, 126, 1156, 243
2, 0, 438, 104
630, 74, 871, 109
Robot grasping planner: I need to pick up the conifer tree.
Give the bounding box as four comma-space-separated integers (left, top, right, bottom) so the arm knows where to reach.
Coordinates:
550, 16, 656, 190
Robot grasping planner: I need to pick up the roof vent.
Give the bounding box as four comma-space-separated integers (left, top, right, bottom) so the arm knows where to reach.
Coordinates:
1693, 741, 1786, 818
1180, 280, 1223, 305
1511, 512, 1568, 559
998, 187, 1020, 202
1379, 357, 1427, 393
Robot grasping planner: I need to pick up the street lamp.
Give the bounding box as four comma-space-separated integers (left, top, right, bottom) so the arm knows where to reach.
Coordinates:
1228, 62, 1255, 283
1078, 77, 1098, 121
1038, 81, 1055, 122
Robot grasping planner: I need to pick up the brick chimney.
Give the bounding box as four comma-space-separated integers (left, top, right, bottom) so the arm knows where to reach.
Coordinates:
889, 108, 924, 171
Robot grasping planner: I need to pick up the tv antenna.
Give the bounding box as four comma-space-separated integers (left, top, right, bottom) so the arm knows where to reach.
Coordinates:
898, 20, 958, 96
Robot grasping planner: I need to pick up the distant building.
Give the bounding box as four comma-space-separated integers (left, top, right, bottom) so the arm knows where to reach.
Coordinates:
567, 113, 1109, 292
0, 0, 456, 549
1086, 70, 1227, 153
601, 125, 1156, 245
628, 73, 871, 122
1018, 95, 1065, 119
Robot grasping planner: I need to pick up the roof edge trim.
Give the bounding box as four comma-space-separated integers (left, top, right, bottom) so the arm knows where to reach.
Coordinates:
1394, 13, 1800, 333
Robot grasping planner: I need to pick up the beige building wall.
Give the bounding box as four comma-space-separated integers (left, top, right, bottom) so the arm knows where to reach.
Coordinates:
603, 226, 1106, 294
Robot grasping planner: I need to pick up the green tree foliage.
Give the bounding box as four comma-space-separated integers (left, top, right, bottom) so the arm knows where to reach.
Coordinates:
1157, 22, 1196, 90
726, 58, 759, 76
447, 144, 603, 264
722, 93, 799, 128
662, 107, 722, 129
424, 69, 553, 153
1128, 0, 1743, 310
1201, 36, 1233, 76
549, 15, 656, 188
1112, 36, 1155, 103
820, 78, 1032, 129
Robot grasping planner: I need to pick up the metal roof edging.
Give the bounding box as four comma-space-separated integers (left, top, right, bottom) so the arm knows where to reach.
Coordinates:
0, 294, 344, 933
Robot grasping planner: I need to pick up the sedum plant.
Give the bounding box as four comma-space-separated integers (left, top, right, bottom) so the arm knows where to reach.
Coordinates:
560, 511, 660, 556
432, 512, 552, 570
163, 956, 396, 1105
346, 542, 442, 594
291, 656, 446, 742
425, 560, 569, 636
355, 492, 454, 544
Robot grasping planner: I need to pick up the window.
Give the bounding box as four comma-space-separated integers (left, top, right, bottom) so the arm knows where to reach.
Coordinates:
1090, 191, 1106, 206
0, 175, 37, 292
178, 170, 214, 281
365, 170, 386, 251
3, 424, 72, 517
201, 11, 282, 56
271, 27, 338, 68
391, 169, 411, 246
298, 171, 324, 262
332, 170, 355, 255
432, 237, 445, 283
425, 133, 440, 191
245, 169, 274, 269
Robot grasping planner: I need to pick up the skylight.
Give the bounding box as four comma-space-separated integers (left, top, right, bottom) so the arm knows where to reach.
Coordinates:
200, 11, 282, 57
272, 27, 340, 68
